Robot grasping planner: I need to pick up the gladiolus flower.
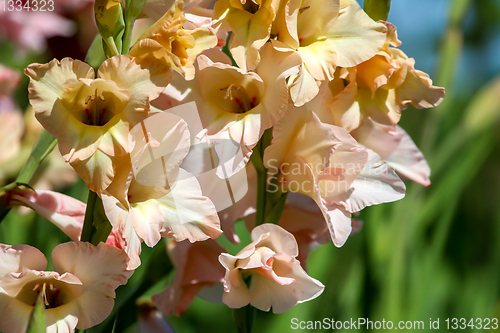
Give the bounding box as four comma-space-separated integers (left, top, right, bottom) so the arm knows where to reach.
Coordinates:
0, 242, 132, 333
219, 223, 324, 313
323, 22, 445, 131
264, 106, 405, 246
102, 112, 221, 269
25, 56, 171, 193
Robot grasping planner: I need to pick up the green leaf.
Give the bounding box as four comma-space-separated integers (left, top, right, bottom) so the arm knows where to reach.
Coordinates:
27, 293, 47, 333
85, 34, 107, 71
81, 190, 112, 245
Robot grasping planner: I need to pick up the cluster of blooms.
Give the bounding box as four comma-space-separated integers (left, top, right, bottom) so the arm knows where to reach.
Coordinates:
0, 0, 444, 330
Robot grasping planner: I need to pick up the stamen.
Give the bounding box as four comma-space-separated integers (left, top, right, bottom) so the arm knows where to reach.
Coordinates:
220, 84, 256, 113
299, 6, 310, 13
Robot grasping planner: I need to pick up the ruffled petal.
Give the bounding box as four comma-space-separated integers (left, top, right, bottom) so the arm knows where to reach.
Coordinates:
324, 5, 387, 68
0, 244, 47, 277
352, 119, 431, 186
345, 150, 406, 213
25, 58, 94, 116
51, 242, 132, 328
249, 259, 324, 313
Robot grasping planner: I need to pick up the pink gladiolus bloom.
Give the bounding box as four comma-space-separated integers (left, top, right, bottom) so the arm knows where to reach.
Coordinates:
219, 224, 324, 313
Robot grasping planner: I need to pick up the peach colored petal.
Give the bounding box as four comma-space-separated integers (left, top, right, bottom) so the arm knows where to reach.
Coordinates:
97, 55, 172, 115
159, 169, 222, 242
249, 259, 324, 313
25, 58, 94, 116
10, 190, 85, 242
1, 298, 32, 333
0, 244, 47, 277
288, 63, 321, 107
264, 107, 338, 185
51, 242, 132, 328
70, 149, 116, 193
344, 149, 406, 213
352, 118, 431, 186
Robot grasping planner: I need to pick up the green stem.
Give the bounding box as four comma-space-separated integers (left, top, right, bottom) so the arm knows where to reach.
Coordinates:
16, 130, 57, 185
122, 0, 148, 54
81, 190, 98, 243
250, 129, 273, 226
233, 305, 256, 333
121, 17, 134, 55
0, 130, 56, 224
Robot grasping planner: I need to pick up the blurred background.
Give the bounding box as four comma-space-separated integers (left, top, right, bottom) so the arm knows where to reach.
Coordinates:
1, 0, 500, 332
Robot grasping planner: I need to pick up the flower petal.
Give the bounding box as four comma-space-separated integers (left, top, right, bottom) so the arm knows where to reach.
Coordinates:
51, 242, 132, 328
97, 55, 171, 119
324, 5, 387, 68
0, 244, 47, 278
25, 58, 94, 116
249, 259, 324, 313
10, 190, 85, 242
158, 169, 222, 242
346, 149, 406, 213
352, 118, 431, 186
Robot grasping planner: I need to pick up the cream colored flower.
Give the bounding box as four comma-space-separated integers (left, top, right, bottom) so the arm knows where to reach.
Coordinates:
0, 242, 132, 333
25, 56, 171, 193
323, 22, 445, 131
219, 223, 324, 313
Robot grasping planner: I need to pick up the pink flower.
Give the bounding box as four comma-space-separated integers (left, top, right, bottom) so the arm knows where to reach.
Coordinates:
219, 224, 324, 313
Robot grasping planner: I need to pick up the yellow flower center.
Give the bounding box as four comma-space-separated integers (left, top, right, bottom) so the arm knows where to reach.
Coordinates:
61, 79, 130, 127
220, 84, 259, 114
